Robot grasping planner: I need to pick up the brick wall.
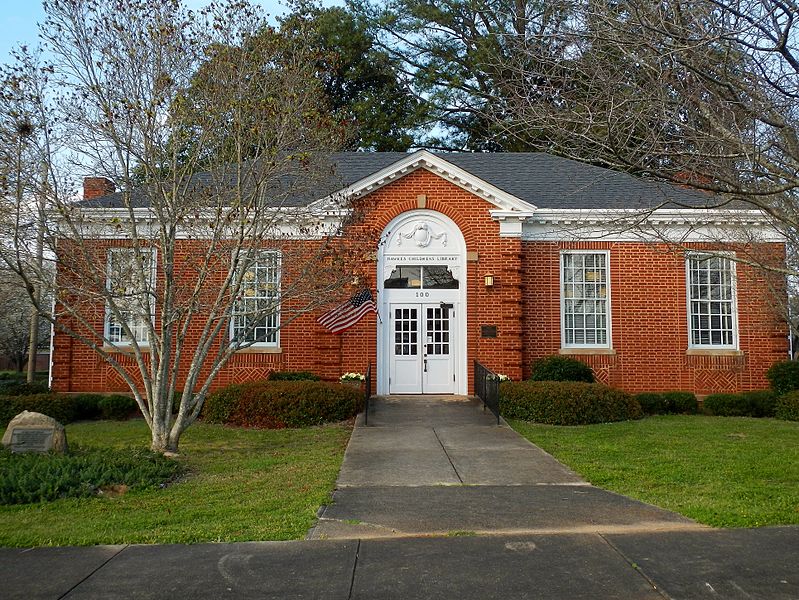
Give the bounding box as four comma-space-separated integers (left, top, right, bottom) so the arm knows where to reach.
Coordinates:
51, 168, 788, 396
521, 241, 788, 393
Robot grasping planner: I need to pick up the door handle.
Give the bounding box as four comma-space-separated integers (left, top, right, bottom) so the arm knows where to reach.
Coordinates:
423, 359, 427, 373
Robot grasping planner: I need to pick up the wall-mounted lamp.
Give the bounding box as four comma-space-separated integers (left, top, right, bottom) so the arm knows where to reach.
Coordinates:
484, 273, 494, 288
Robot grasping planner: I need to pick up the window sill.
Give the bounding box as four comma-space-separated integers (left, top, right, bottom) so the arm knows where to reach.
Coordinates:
234, 346, 283, 354
685, 348, 743, 356
102, 345, 150, 353
559, 347, 616, 356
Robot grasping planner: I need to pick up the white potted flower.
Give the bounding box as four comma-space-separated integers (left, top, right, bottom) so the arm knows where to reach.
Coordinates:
339, 372, 365, 387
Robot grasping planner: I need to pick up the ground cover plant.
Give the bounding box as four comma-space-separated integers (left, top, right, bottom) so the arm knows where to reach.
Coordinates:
0, 447, 182, 504
510, 415, 799, 527
0, 420, 351, 546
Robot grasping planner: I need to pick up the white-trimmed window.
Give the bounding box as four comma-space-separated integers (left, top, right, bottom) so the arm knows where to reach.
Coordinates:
106, 247, 155, 345
686, 253, 738, 348
561, 251, 611, 347
232, 251, 281, 346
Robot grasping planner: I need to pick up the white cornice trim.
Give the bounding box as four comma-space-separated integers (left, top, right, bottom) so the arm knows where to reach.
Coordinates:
310, 150, 538, 213
489, 208, 785, 242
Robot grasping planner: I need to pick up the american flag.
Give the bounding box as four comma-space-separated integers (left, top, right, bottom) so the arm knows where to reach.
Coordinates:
317, 289, 378, 334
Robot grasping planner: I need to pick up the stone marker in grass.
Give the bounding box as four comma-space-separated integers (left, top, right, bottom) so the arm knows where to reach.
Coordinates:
2, 411, 68, 454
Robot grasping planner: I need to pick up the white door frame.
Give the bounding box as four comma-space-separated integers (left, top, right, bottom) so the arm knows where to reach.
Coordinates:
377, 210, 467, 395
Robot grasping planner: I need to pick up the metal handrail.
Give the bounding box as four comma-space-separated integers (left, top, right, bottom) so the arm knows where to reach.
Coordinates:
474, 360, 500, 425
364, 362, 372, 425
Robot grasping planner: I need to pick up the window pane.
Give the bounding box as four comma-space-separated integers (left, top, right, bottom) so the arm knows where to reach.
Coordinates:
106, 248, 153, 344
232, 252, 280, 345
561, 253, 609, 347
687, 254, 735, 348
384, 266, 422, 288
422, 265, 459, 289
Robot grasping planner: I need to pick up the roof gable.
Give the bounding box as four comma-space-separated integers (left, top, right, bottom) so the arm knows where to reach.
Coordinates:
311, 150, 538, 213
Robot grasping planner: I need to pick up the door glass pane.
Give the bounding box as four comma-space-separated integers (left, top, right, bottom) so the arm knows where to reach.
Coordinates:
426, 307, 450, 356
394, 307, 418, 356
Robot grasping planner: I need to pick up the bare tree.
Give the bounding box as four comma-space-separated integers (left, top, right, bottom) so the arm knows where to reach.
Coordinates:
486, 0, 798, 218
0, 0, 357, 453
0, 271, 41, 372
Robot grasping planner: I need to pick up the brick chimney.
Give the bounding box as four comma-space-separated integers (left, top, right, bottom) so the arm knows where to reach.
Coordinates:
83, 176, 115, 200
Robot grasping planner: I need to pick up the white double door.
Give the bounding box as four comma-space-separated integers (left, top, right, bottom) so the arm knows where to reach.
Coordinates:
389, 302, 456, 394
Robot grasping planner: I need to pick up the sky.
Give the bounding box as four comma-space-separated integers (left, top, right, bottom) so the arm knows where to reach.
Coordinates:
0, 0, 323, 64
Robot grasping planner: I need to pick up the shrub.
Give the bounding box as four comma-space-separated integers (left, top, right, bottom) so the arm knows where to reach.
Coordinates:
267, 371, 321, 381
0, 381, 49, 396
775, 391, 799, 421
202, 380, 362, 428
530, 356, 595, 383
499, 381, 641, 425
69, 394, 104, 420
742, 390, 778, 418
0, 393, 83, 427
704, 393, 752, 417
703, 390, 778, 418
662, 391, 698, 414
635, 393, 668, 415
0, 446, 183, 505
766, 360, 799, 396
0, 392, 139, 427
98, 395, 138, 420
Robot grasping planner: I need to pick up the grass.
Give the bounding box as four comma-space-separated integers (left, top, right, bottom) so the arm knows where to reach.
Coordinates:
0, 419, 351, 547
510, 415, 799, 528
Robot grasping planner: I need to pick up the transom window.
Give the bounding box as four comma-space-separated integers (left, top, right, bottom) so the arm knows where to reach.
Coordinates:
232, 251, 281, 346
561, 251, 610, 347
687, 253, 737, 348
106, 247, 155, 345
384, 265, 458, 289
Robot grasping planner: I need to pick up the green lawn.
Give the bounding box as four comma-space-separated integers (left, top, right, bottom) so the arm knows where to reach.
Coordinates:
0, 420, 351, 547
511, 415, 799, 528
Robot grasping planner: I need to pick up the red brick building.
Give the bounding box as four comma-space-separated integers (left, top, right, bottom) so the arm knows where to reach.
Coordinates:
51, 151, 788, 396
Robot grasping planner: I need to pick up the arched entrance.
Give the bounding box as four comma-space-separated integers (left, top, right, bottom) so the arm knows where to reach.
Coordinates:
377, 211, 467, 395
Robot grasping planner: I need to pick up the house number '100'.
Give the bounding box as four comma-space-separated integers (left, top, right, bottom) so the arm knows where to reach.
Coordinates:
415, 292, 430, 298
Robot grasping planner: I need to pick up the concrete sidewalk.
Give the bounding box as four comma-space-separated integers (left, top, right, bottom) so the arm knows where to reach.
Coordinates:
3, 528, 798, 599
310, 395, 700, 539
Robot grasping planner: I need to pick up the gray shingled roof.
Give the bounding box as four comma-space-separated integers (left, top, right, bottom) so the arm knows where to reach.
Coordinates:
81, 151, 720, 211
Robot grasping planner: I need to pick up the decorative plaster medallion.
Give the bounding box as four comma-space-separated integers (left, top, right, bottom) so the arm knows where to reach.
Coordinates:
397, 221, 448, 248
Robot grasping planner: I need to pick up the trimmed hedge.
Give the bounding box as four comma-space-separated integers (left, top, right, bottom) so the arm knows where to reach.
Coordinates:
267, 370, 321, 381
662, 391, 698, 414
704, 393, 750, 417
766, 360, 799, 396
97, 395, 138, 420
530, 355, 595, 383
0, 381, 49, 396
634, 393, 667, 415
0, 447, 182, 505
775, 391, 799, 421
0, 393, 138, 427
202, 380, 363, 428
0, 394, 82, 427
703, 390, 777, 418
634, 391, 698, 415
499, 381, 641, 425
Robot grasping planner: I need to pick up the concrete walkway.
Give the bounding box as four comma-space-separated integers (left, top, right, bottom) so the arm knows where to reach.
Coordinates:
310, 395, 701, 539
